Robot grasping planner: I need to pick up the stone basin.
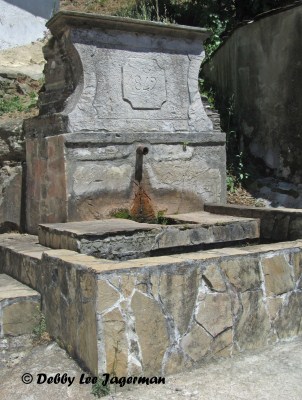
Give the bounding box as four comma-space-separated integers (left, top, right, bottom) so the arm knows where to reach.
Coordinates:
38, 211, 260, 260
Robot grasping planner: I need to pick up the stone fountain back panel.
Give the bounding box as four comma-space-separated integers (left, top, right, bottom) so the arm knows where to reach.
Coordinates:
24, 13, 226, 233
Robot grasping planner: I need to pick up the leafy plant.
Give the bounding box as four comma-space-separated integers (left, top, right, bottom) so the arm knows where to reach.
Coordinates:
226, 174, 236, 193
32, 307, 50, 343
110, 208, 132, 219
0, 91, 38, 116
156, 210, 168, 225
0, 96, 23, 115
91, 376, 110, 398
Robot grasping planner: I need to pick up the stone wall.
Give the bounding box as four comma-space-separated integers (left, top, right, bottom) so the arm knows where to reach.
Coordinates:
202, 4, 302, 184
204, 203, 302, 242
0, 234, 301, 376
0, 118, 25, 231
0, 0, 57, 50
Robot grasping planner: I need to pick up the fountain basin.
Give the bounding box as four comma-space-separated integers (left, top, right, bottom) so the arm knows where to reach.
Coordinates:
38, 211, 260, 259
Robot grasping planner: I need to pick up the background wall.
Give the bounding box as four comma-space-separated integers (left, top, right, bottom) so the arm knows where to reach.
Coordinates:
0, 0, 59, 49
202, 5, 302, 184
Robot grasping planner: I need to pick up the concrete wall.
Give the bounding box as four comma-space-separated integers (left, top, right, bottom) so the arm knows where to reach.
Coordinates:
0, 0, 59, 49
202, 5, 302, 184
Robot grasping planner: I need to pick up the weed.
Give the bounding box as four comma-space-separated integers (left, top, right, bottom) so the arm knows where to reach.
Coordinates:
0, 96, 23, 115
32, 307, 51, 343
156, 210, 168, 225
91, 376, 110, 398
0, 91, 38, 116
226, 174, 236, 193
110, 208, 132, 219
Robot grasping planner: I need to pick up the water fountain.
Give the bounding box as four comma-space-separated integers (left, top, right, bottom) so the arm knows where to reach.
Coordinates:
1, 11, 301, 380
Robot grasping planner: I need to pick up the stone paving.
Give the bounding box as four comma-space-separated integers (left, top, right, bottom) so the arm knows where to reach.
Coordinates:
0, 337, 301, 399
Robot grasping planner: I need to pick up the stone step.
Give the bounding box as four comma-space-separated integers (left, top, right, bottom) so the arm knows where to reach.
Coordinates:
38, 212, 260, 260
0, 274, 41, 337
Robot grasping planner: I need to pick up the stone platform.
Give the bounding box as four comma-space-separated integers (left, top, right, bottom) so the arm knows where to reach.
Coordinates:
0, 274, 40, 337
38, 212, 260, 259
0, 233, 301, 377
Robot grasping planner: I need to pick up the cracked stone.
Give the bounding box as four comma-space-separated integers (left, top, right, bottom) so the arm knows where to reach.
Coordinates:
220, 256, 261, 292
181, 323, 212, 362
195, 293, 233, 337
262, 255, 294, 296
131, 291, 169, 375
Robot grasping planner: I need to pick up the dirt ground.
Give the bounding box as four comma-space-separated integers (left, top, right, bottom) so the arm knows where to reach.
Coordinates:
0, 336, 301, 400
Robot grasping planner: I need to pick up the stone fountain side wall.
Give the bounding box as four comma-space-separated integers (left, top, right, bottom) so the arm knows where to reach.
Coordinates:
0, 235, 301, 376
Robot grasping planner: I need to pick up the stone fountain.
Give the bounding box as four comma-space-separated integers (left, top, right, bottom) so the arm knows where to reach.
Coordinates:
24, 11, 226, 233
3, 11, 299, 381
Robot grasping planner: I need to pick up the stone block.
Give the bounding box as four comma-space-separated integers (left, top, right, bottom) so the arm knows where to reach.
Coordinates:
210, 328, 233, 357
291, 252, 302, 283
2, 300, 39, 336
0, 273, 40, 337
97, 279, 121, 313
163, 350, 187, 375
235, 291, 271, 350
274, 292, 302, 339
131, 290, 169, 375
220, 256, 261, 292
77, 301, 98, 375
181, 323, 212, 362
196, 293, 233, 337
159, 268, 198, 335
202, 263, 226, 292
102, 307, 128, 376
261, 255, 294, 296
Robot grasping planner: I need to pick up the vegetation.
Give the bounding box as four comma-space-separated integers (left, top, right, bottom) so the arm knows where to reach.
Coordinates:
91, 376, 110, 398
60, 1, 297, 56
32, 307, 51, 343
0, 92, 38, 116
199, 79, 250, 193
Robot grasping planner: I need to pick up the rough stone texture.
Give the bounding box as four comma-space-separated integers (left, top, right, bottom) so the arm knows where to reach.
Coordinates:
220, 256, 261, 292
40, 252, 99, 375
1, 233, 302, 376
102, 307, 128, 376
202, 264, 226, 292
181, 323, 212, 362
235, 291, 272, 350
196, 293, 233, 337
202, 4, 302, 184
204, 203, 302, 241
0, 118, 24, 230
0, 119, 24, 162
261, 254, 294, 296
131, 291, 169, 375
274, 291, 302, 339
249, 177, 302, 209
26, 135, 67, 233
159, 268, 198, 336
0, 274, 40, 337
24, 12, 226, 232
97, 279, 120, 313
0, 164, 23, 231
38, 212, 260, 260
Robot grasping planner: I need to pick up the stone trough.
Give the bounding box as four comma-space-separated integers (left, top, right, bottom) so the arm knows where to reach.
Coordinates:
38, 212, 259, 260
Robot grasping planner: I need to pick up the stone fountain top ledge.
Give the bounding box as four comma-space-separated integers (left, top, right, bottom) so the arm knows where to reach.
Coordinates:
25, 11, 218, 138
